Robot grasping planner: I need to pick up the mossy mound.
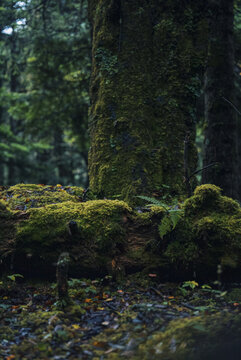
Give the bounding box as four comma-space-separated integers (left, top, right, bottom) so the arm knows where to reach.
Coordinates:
16, 199, 132, 261
164, 184, 241, 277
2, 183, 241, 279
0, 184, 165, 276
0, 184, 85, 211
135, 312, 241, 360
184, 184, 240, 217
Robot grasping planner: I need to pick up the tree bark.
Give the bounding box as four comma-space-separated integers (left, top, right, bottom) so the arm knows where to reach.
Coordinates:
88, 0, 204, 203
202, 0, 239, 199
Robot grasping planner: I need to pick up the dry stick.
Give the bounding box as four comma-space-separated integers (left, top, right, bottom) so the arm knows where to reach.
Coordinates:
222, 97, 241, 116
56, 252, 70, 306
189, 162, 218, 179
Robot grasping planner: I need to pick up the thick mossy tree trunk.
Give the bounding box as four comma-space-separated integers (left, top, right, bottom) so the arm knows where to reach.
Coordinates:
202, 0, 239, 199
88, 0, 204, 203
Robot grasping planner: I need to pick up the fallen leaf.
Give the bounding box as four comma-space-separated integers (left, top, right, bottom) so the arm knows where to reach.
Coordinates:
93, 341, 107, 348
72, 324, 80, 330
102, 321, 109, 326
148, 273, 157, 277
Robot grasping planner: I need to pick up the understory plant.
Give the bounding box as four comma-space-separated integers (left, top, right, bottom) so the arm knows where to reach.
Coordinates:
137, 196, 183, 238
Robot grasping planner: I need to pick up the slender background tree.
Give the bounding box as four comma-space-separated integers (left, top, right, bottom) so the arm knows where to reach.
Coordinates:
202, 0, 239, 199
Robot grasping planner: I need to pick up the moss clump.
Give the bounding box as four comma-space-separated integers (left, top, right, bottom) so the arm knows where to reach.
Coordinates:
0, 184, 84, 210
135, 312, 241, 360
134, 206, 166, 225
164, 184, 241, 276
184, 184, 240, 217
0, 199, 12, 218
15, 199, 132, 268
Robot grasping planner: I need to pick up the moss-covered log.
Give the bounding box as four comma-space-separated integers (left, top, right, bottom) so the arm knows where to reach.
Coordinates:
88, 1, 206, 204
1, 184, 241, 280
0, 184, 165, 276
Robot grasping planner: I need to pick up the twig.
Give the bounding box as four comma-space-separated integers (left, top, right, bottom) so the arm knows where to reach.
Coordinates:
189, 162, 218, 178
181, 302, 197, 311
150, 287, 164, 298
222, 97, 241, 116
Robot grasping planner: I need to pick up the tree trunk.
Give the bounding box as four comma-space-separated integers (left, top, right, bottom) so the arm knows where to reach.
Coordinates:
88, 0, 204, 203
202, 0, 239, 199
7, 29, 18, 186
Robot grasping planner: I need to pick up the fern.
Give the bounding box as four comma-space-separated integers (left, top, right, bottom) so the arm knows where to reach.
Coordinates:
137, 195, 183, 238
137, 195, 169, 210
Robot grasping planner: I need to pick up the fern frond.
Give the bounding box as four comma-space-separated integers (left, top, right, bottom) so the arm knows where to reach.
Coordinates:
158, 215, 173, 238
136, 196, 168, 210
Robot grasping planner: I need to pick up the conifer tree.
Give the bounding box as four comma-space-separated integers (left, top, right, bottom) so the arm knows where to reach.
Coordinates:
88, 0, 205, 203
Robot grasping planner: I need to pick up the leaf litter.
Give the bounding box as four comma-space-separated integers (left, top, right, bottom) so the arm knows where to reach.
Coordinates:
0, 275, 241, 359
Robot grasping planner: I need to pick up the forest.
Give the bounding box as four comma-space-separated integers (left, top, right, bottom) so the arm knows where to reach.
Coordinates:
2, 0, 241, 359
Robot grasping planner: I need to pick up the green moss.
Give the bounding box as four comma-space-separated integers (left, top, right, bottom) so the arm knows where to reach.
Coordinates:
0, 184, 84, 210
184, 184, 240, 217
0, 199, 12, 218
15, 199, 132, 264
134, 206, 166, 225
164, 185, 241, 274
193, 184, 221, 197
135, 312, 241, 360
88, 1, 205, 204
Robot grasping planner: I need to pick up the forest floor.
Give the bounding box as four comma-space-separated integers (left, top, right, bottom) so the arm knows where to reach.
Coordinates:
0, 273, 241, 360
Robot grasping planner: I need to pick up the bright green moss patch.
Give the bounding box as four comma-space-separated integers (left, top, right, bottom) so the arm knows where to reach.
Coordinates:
15, 199, 132, 265
134, 206, 166, 225
0, 199, 12, 218
184, 184, 240, 217
0, 184, 84, 210
3, 183, 241, 279
164, 184, 241, 276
